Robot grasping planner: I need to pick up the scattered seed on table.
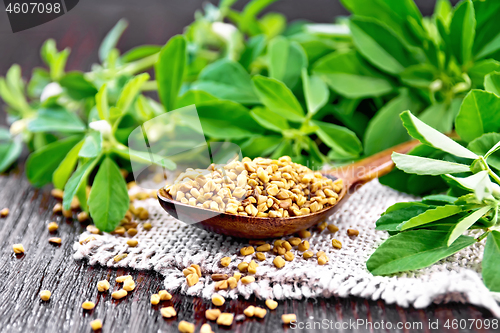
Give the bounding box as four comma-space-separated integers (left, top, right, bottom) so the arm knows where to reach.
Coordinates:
273, 256, 285, 268
39, 290, 51, 301
127, 239, 138, 247
190, 264, 202, 277
97, 280, 110, 292
138, 208, 149, 220
47, 222, 58, 232
178, 320, 195, 333
160, 306, 177, 318
111, 289, 127, 299
48, 237, 61, 245
0, 208, 9, 217
205, 309, 221, 320
13, 243, 25, 254
237, 262, 248, 272
123, 278, 135, 291
227, 277, 237, 289
284, 251, 294, 261
211, 274, 228, 281
288, 237, 301, 246
51, 189, 64, 199
70, 197, 80, 210
62, 209, 72, 218
216, 313, 234, 326
143, 222, 152, 230
256, 243, 271, 252
127, 228, 138, 237
274, 240, 284, 247
200, 323, 214, 333
112, 226, 126, 236
240, 246, 255, 256
90, 319, 102, 331
82, 301, 95, 310
233, 272, 241, 281
86, 225, 100, 234
327, 224, 339, 233
255, 252, 266, 261
282, 314, 297, 324
276, 246, 286, 255
317, 221, 327, 231
215, 280, 228, 291
254, 307, 267, 318
241, 276, 255, 284
220, 257, 231, 267
298, 230, 311, 238
212, 293, 225, 306
116, 275, 132, 283
316, 251, 326, 258
183, 267, 197, 277
298, 240, 309, 252
77, 212, 89, 222
265, 299, 278, 310
347, 229, 359, 236
80, 236, 96, 245
151, 294, 160, 305
332, 239, 342, 249
52, 203, 62, 214
318, 255, 329, 265
114, 253, 128, 262
186, 273, 199, 287
248, 260, 258, 274
303, 250, 314, 259
244, 305, 255, 317
159, 290, 172, 301
282, 241, 292, 251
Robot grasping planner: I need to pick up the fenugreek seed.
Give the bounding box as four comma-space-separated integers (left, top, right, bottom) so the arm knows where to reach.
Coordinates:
277, 246, 286, 255
241, 276, 255, 284
255, 252, 266, 261
62, 209, 72, 218
216, 313, 234, 326
159, 290, 172, 301
303, 250, 314, 259
298, 240, 309, 252
143, 222, 152, 230
215, 280, 228, 291
317, 221, 328, 231
284, 251, 294, 261
254, 307, 267, 318
206, 309, 221, 320
77, 211, 89, 222
39, 290, 51, 301
82, 301, 95, 310
256, 243, 271, 252
151, 294, 160, 305
97, 280, 110, 292
273, 256, 285, 268
51, 188, 64, 199
227, 277, 237, 289
13, 243, 24, 254
347, 228, 359, 236
138, 208, 149, 220
127, 239, 138, 247
123, 278, 135, 291
190, 264, 202, 277
233, 272, 241, 282
332, 239, 342, 249
186, 273, 199, 287
178, 320, 195, 333
248, 260, 259, 274
288, 237, 301, 246
116, 275, 132, 283
220, 257, 231, 267
327, 224, 339, 233
48, 237, 61, 245
297, 230, 311, 238
212, 293, 225, 306
80, 236, 96, 245
87, 225, 100, 234
161, 306, 177, 318
211, 274, 228, 281
90, 319, 102, 331
316, 251, 326, 258
114, 253, 128, 262
274, 240, 284, 247
200, 323, 214, 333
183, 267, 197, 277
244, 305, 255, 317
318, 255, 328, 265
47, 222, 58, 232
265, 299, 278, 310
238, 262, 248, 272
282, 314, 297, 324
53, 203, 62, 214
127, 228, 138, 236
112, 289, 128, 299
282, 241, 292, 251
112, 226, 126, 235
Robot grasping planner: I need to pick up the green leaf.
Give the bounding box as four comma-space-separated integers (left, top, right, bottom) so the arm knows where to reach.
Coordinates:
455, 90, 500, 143
240, 136, 283, 158
468, 59, 500, 89
268, 36, 307, 88
156, 35, 186, 111
376, 205, 432, 232
122, 45, 161, 63
418, 103, 454, 134
191, 59, 259, 104
59, 72, 98, 100
468, 133, 500, 170
367, 230, 475, 276
401, 111, 477, 159
88, 157, 129, 232
79, 132, 102, 158
239, 34, 266, 69
52, 140, 84, 189
313, 50, 394, 98
176, 90, 219, 109
472, 0, 500, 60
112, 147, 176, 171
0, 135, 22, 173
398, 205, 462, 230
96, 84, 109, 121
443, 171, 492, 201
422, 194, 457, 206
482, 231, 500, 292
62, 158, 97, 211
28, 107, 86, 133
363, 90, 419, 155
27, 68, 51, 99
116, 73, 150, 116
252, 75, 305, 122
447, 206, 491, 246
26, 135, 82, 187
75, 177, 88, 212
301, 68, 329, 115
99, 19, 128, 62
392, 152, 471, 176
349, 17, 416, 75
312, 120, 363, 159
399, 64, 436, 89
484, 71, 500, 96
449, 0, 475, 65
250, 106, 289, 133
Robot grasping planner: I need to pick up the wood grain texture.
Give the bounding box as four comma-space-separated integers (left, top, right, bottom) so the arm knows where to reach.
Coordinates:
0, 168, 497, 333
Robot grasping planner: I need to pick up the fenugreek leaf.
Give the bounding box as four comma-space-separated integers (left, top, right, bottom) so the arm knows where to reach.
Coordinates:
392, 152, 471, 176
268, 36, 307, 88
468, 133, 500, 170
250, 106, 289, 132
398, 204, 462, 231
79, 132, 102, 158
52, 139, 84, 189
62, 157, 98, 211
88, 157, 129, 232
156, 35, 186, 111
121, 45, 161, 63
0, 133, 22, 173
96, 84, 109, 121
447, 206, 491, 246
116, 73, 150, 114
301, 68, 329, 115
28, 107, 86, 133
99, 19, 128, 62
443, 171, 492, 201
482, 231, 500, 292
59, 72, 98, 100
484, 71, 500, 95
312, 120, 362, 159
449, 0, 475, 65
376, 205, 432, 232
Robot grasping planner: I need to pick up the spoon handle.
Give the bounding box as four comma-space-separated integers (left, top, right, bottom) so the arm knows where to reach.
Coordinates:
330, 139, 420, 192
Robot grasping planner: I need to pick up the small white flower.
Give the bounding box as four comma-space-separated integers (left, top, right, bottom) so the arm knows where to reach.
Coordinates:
212, 22, 237, 42
40, 82, 63, 102
89, 120, 112, 138
9, 119, 26, 135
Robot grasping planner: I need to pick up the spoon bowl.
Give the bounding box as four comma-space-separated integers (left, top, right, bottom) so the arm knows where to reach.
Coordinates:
157, 140, 419, 239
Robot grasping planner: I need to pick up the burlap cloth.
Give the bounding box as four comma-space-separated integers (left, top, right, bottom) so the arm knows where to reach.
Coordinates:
73, 180, 500, 316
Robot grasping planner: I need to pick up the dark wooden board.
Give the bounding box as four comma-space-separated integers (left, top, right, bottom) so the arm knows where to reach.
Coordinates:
0, 169, 497, 333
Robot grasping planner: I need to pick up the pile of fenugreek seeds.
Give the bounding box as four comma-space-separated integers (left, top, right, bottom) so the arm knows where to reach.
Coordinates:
166, 156, 343, 217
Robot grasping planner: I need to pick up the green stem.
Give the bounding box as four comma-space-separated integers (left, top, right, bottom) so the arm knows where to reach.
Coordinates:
477, 230, 490, 242
118, 53, 159, 76
480, 156, 500, 185
141, 80, 158, 91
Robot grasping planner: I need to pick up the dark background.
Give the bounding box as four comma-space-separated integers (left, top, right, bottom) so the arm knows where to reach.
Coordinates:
0, 0, 459, 126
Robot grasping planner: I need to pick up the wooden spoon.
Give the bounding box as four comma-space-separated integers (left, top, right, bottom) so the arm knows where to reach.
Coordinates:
157, 140, 419, 239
